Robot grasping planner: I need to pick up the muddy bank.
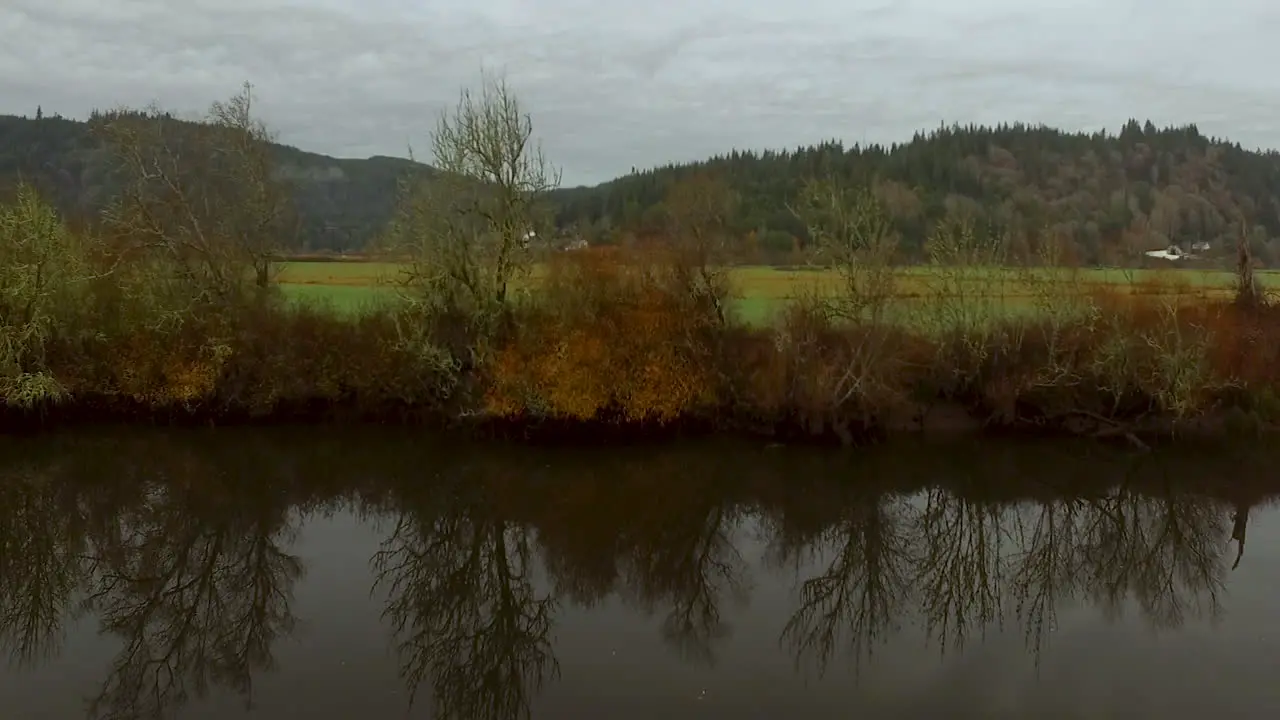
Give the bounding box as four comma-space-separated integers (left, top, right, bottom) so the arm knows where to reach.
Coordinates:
2, 394, 1274, 448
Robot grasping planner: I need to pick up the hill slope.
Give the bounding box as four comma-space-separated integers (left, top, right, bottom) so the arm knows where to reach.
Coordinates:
553, 121, 1280, 266
5, 112, 1280, 265
0, 112, 431, 253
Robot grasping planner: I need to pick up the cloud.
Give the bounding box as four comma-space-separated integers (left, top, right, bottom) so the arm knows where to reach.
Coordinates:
3, 0, 1279, 185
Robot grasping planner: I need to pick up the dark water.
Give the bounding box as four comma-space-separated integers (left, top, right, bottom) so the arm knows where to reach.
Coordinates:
2, 429, 1279, 719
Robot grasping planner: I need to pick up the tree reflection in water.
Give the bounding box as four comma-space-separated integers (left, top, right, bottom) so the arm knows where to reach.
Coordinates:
1008, 496, 1091, 662
83, 476, 303, 720
620, 500, 749, 668
774, 487, 1233, 681
372, 478, 558, 720
0, 460, 91, 669
914, 489, 1010, 656
0, 436, 305, 720
777, 494, 914, 676
0, 433, 1275, 720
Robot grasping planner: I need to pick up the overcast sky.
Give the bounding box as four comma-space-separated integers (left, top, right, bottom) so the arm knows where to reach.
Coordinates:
3, 0, 1278, 185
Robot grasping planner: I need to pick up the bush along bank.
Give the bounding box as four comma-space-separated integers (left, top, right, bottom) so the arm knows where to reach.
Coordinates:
5, 231, 1280, 447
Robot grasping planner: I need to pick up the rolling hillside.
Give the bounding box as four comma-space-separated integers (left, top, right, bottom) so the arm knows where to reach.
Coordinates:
0, 111, 430, 253
5, 111, 1280, 266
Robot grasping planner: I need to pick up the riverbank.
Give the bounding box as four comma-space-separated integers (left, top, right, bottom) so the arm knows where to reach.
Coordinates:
6, 183, 1280, 446
3, 390, 1276, 448
5, 277, 1280, 447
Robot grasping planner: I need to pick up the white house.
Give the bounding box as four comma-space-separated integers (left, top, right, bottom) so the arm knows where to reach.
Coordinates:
1145, 245, 1188, 261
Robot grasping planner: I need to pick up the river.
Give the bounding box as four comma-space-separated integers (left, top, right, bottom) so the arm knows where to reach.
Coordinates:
1, 428, 1278, 719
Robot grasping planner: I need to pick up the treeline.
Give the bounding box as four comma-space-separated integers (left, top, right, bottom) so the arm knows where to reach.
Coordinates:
554, 122, 1280, 266
7, 102, 1280, 265
3, 78, 1280, 440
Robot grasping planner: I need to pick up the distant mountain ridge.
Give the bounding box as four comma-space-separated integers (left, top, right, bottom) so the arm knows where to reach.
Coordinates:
5, 111, 1280, 266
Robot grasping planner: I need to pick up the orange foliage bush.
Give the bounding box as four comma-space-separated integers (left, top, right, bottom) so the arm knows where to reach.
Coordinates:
486, 247, 721, 422
86, 322, 228, 406
1185, 302, 1280, 389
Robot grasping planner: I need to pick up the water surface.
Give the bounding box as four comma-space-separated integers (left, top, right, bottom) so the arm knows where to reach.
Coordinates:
1, 429, 1278, 719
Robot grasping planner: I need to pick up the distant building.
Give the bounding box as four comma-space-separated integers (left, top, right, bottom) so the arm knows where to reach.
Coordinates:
1145, 245, 1188, 261
1145, 243, 1210, 261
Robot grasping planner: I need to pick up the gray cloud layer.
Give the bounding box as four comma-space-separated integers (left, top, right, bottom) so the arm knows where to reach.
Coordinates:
3, 0, 1278, 185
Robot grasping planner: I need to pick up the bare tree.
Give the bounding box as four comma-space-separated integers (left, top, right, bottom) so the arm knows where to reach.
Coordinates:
207, 83, 295, 289
388, 72, 560, 331
94, 82, 294, 311
663, 172, 738, 326
790, 177, 898, 324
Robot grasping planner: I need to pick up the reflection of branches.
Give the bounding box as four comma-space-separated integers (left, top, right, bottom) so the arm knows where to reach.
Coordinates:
775, 484, 1235, 680
1008, 499, 1087, 663
781, 497, 914, 677
373, 510, 558, 720
84, 489, 301, 720
1080, 490, 1227, 630
0, 429, 1264, 715
1132, 495, 1226, 628
536, 508, 622, 609
623, 505, 747, 666
539, 540, 618, 608
915, 491, 1008, 655
0, 470, 89, 669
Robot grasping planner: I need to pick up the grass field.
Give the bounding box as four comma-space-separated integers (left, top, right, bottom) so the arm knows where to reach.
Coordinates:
276, 260, 1280, 324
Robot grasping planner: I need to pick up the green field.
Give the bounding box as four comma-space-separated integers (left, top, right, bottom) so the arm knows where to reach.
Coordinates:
276, 261, 1280, 325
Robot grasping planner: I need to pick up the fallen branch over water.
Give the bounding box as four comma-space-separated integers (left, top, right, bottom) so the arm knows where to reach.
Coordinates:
1062, 409, 1151, 451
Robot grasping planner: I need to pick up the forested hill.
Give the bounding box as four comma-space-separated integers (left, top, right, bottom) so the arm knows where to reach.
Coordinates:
0, 111, 431, 253
553, 121, 1280, 266
6, 110, 1280, 266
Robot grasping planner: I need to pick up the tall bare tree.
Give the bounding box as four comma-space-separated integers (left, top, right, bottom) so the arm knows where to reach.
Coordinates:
388, 72, 560, 325
94, 82, 294, 310
790, 177, 899, 324
207, 83, 295, 289
663, 172, 737, 325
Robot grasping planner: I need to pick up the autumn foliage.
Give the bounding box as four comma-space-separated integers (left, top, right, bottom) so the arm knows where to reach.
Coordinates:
486, 247, 720, 422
